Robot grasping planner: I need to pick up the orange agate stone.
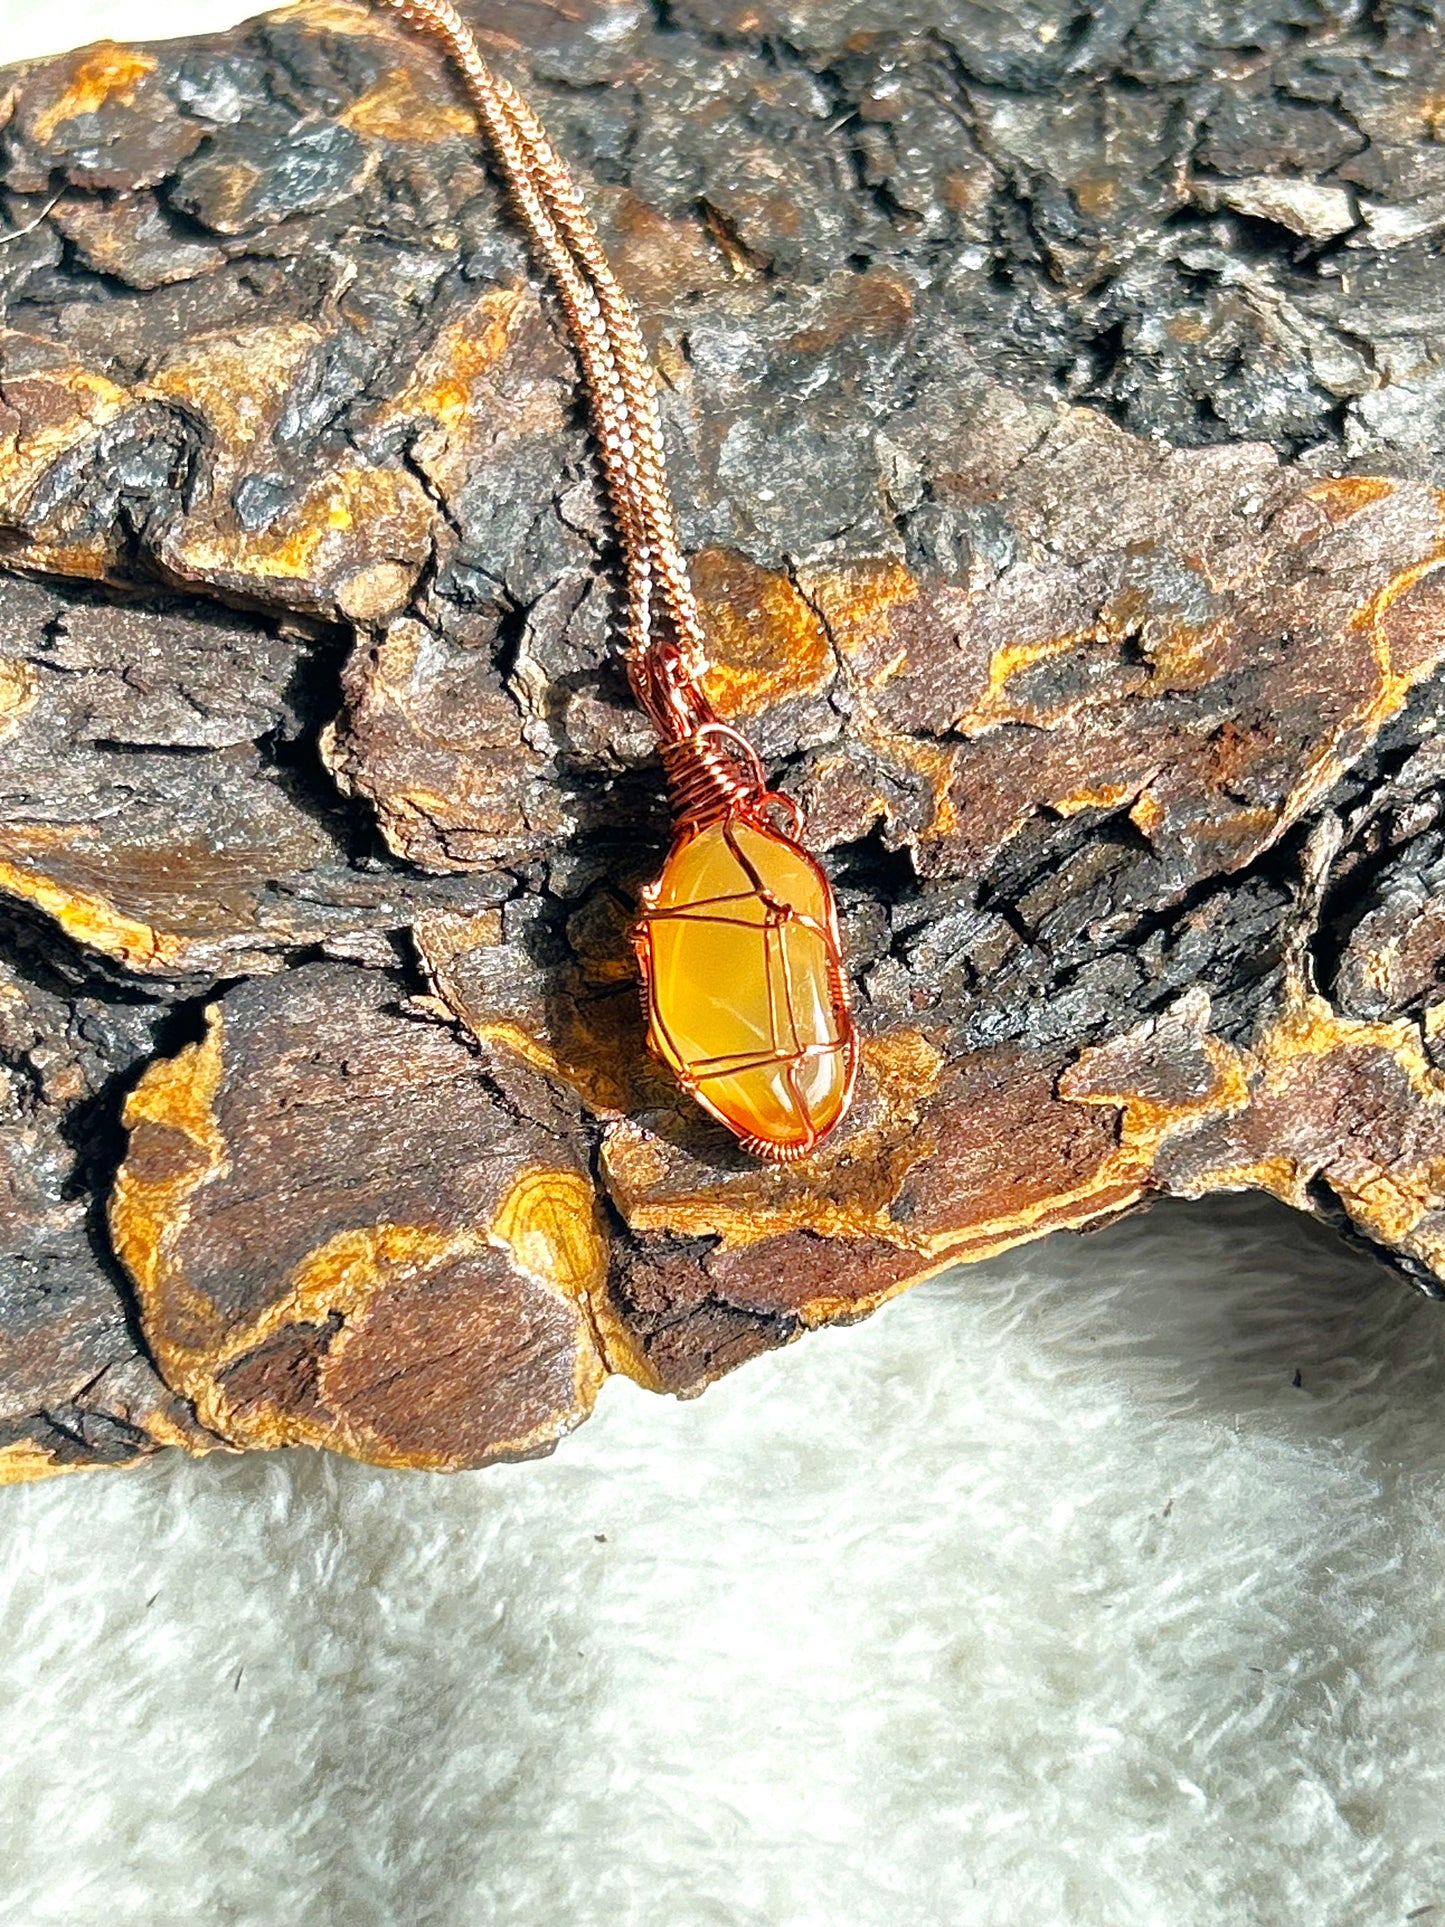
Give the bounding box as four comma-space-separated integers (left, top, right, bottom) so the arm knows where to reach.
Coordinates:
634, 812, 857, 1159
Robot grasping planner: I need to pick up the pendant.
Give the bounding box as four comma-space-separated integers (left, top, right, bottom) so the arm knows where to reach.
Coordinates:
633, 732, 857, 1160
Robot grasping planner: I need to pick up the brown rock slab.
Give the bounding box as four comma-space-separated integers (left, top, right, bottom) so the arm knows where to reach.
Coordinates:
2, 1, 1445, 1474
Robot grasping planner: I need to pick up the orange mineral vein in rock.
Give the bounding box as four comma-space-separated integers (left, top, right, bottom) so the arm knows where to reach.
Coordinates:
635, 813, 856, 1160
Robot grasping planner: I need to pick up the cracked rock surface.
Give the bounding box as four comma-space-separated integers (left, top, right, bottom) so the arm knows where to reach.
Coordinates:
3, 0, 1445, 1478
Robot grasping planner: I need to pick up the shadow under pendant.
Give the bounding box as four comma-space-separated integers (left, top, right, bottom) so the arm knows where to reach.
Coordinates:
379, 0, 859, 1160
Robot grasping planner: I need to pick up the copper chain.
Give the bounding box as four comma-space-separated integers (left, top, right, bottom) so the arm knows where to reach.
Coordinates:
375, 0, 725, 749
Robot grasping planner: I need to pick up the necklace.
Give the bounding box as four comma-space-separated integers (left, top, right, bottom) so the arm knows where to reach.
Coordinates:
377, 0, 858, 1161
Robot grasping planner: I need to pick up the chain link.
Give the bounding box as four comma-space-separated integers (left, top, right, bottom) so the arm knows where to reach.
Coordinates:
375, 0, 722, 743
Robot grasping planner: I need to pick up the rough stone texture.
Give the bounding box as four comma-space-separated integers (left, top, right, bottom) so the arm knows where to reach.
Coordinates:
0, 949, 212, 1479
108, 962, 614, 1469
3, 0, 1445, 1477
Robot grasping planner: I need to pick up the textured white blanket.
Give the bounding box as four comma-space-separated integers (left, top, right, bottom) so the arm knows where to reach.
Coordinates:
5, 1195, 1444, 1926
6, 7, 1445, 1922
7, 1, 259, 65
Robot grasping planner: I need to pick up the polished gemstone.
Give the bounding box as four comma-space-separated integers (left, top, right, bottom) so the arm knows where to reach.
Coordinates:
635, 813, 856, 1158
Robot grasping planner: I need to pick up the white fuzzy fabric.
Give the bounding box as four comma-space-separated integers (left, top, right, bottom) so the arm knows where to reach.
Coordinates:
4, 1, 260, 65
5, 1195, 1445, 1926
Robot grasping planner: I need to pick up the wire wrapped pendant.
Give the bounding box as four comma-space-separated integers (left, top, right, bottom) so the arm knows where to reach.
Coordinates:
378, 0, 859, 1158
636, 728, 857, 1160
